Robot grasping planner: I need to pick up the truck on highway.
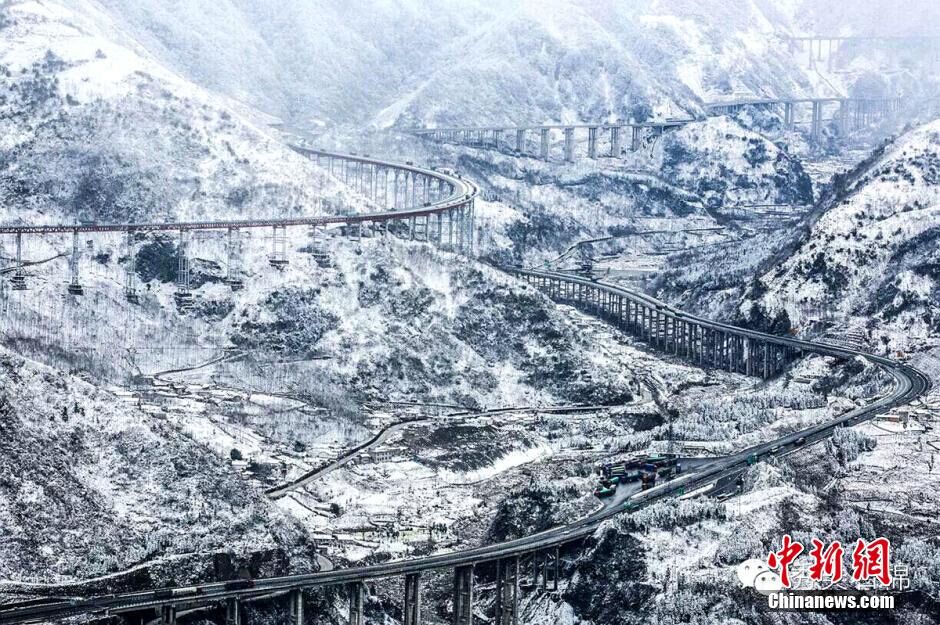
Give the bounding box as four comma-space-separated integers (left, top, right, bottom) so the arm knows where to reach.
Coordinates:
594, 484, 616, 498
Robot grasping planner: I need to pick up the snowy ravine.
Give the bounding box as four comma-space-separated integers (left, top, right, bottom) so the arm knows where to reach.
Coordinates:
745, 120, 940, 352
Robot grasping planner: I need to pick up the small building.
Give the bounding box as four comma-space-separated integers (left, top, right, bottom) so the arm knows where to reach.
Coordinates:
371, 446, 406, 462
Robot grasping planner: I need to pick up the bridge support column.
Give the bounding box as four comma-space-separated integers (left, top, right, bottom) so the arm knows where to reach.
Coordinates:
784, 102, 794, 129
452, 565, 474, 625
542, 546, 560, 591
515, 129, 526, 153
10, 232, 26, 290
811, 101, 822, 140
494, 557, 519, 625
698, 326, 704, 365
395, 171, 403, 208
563, 127, 575, 162
270, 225, 289, 268
123, 230, 138, 302
610, 126, 621, 157
382, 168, 390, 207
225, 599, 241, 625
728, 334, 735, 373
631, 126, 642, 151
672, 317, 679, 355
448, 208, 454, 249
290, 589, 304, 625
174, 229, 193, 310
403, 573, 422, 625
348, 582, 365, 625
540, 128, 550, 160
160, 605, 177, 625
226, 227, 243, 289
587, 127, 597, 159
67, 229, 83, 295
468, 200, 476, 256
493, 129, 502, 149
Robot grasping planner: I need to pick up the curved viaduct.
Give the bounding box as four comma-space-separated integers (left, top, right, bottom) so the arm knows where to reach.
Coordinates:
0, 148, 930, 625
408, 95, 904, 160
0, 148, 477, 301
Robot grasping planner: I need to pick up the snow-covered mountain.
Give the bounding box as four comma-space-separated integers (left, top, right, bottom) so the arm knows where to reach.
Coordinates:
745, 119, 940, 351
0, 346, 314, 585
0, 0, 359, 227
59, 0, 939, 130
37, 0, 846, 128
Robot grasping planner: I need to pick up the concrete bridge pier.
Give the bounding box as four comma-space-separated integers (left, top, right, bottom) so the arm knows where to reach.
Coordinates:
123, 230, 138, 302
348, 582, 365, 625
468, 200, 476, 255
403, 573, 422, 625
811, 101, 822, 140
563, 127, 575, 162
587, 127, 598, 159
269, 225, 289, 268
10, 232, 26, 290
174, 229, 193, 310
452, 565, 474, 625
631, 126, 642, 151
516, 129, 526, 153
493, 129, 503, 149
159, 605, 177, 625
609, 126, 621, 157
369, 164, 378, 201
225, 599, 241, 625
447, 208, 454, 249
459, 206, 468, 252
540, 128, 550, 161
783, 102, 794, 129
381, 168, 390, 208
494, 557, 520, 625
542, 546, 560, 591
290, 589, 304, 625
226, 227, 244, 290
66, 229, 84, 295
837, 100, 849, 134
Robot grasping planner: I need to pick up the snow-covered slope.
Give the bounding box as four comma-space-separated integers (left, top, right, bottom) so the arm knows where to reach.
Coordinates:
649, 116, 813, 207
746, 120, 940, 349
53, 0, 831, 127
0, 346, 314, 584
0, 0, 357, 227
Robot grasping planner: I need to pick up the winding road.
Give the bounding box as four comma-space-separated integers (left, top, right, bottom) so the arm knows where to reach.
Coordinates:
0, 147, 930, 625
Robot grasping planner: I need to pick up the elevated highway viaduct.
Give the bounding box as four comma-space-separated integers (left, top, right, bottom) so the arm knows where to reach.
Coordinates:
0, 150, 929, 625
407, 95, 905, 159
